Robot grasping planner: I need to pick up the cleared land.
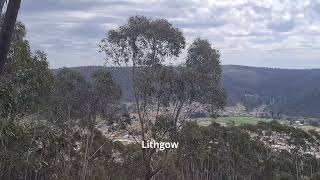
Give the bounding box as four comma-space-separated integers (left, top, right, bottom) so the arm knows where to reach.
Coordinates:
197, 117, 273, 126
196, 117, 320, 132
217, 116, 273, 125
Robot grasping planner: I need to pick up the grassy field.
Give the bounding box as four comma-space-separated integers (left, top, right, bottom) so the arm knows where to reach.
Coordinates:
297, 125, 320, 132
217, 116, 273, 125
197, 116, 273, 126
196, 117, 320, 132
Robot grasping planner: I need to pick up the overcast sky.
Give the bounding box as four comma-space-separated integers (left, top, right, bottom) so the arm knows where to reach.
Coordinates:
17, 0, 320, 69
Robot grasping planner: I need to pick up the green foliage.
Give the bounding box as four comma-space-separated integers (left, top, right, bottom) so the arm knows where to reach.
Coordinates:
311, 173, 320, 180
275, 173, 295, 180
48, 68, 92, 123
185, 39, 226, 109
1, 18, 320, 180
53, 65, 320, 118
92, 69, 121, 120
47, 68, 122, 128
100, 15, 185, 66
0, 21, 124, 180
0, 22, 53, 119
157, 121, 320, 180
223, 65, 320, 117
173, 122, 266, 179
0, 119, 120, 180
216, 116, 273, 125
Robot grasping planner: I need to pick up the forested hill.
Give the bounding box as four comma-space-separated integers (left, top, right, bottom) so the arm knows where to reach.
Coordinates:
223, 65, 320, 117
53, 65, 320, 118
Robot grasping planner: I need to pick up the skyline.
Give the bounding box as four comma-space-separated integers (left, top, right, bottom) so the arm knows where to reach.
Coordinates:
17, 0, 320, 69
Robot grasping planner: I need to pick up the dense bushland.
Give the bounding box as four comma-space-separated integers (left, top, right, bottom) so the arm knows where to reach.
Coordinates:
0, 17, 320, 180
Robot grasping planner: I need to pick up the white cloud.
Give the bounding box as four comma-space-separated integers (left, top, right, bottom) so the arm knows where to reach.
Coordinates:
19, 0, 320, 69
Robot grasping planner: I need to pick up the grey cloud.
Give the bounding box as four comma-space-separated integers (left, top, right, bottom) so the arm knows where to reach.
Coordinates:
267, 20, 295, 33
66, 19, 119, 39
250, 35, 285, 44
19, 0, 320, 69
173, 19, 226, 29
22, 0, 140, 12
309, 2, 320, 20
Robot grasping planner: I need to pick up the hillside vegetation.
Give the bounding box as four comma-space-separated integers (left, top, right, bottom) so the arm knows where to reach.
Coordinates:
55, 65, 320, 118
2, 16, 320, 180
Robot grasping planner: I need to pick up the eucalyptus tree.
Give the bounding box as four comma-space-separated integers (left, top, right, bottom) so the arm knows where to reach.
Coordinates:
100, 15, 186, 180
0, 22, 55, 179
185, 38, 226, 116
0, 0, 21, 74
43, 68, 122, 179
0, 22, 53, 120
100, 15, 226, 180
92, 69, 121, 123
0, 0, 6, 15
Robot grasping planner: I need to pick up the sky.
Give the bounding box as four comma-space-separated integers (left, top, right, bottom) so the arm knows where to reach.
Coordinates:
16, 0, 320, 69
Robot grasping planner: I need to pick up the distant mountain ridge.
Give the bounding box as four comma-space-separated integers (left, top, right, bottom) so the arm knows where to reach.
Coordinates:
53, 65, 320, 118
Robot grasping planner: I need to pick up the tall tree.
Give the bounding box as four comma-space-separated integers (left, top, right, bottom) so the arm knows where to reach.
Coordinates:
100, 15, 186, 180
0, 22, 53, 119
185, 38, 226, 116
0, 0, 21, 74
46, 68, 121, 179
100, 16, 226, 180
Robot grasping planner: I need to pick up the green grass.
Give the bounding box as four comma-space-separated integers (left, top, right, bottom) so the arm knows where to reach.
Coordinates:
297, 125, 320, 132
216, 117, 273, 125
196, 117, 320, 132
196, 116, 273, 126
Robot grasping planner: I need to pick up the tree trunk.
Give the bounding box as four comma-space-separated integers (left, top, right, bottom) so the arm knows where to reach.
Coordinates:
0, 0, 6, 15
0, 0, 21, 74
